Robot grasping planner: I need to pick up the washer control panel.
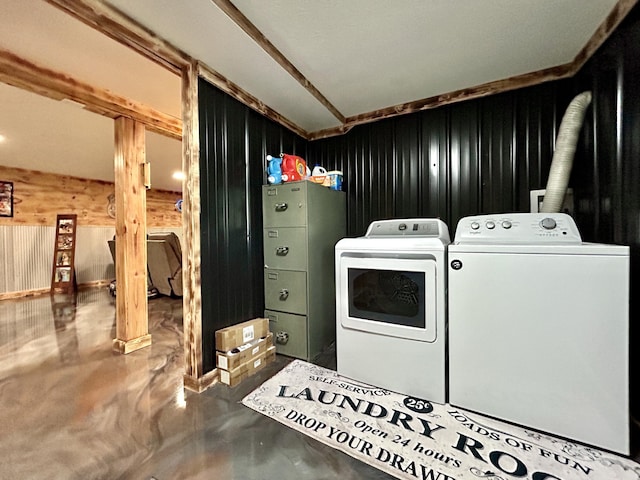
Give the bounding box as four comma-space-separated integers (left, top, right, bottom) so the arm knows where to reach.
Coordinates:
454, 213, 582, 244
365, 218, 451, 241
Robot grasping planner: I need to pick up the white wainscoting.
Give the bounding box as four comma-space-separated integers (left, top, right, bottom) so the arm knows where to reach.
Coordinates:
0, 226, 183, 296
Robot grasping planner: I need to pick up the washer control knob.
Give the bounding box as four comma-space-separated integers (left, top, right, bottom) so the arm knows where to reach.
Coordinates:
486, 221, 496, 230
470, 221, 480, 230
540, 217, 557, 230
399, 223, 407, 231
502, 220, 512, 229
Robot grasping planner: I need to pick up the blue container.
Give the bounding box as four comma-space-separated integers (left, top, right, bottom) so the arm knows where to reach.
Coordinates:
327, 171, 343, 191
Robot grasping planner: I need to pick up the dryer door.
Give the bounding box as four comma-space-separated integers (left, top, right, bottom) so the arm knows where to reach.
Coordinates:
337, 254, 438, 342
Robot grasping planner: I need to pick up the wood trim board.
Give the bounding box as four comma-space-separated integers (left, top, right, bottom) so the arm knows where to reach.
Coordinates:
181, 61, 204, 383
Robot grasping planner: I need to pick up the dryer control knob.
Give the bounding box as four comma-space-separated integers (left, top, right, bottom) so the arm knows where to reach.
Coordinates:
541, 217, 557, 230
486, 221, 496, 229
471, 221, 480, 230
502, 220, 512, 229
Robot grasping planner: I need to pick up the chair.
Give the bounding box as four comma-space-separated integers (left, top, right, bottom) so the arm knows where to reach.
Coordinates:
107, 232, 183, 297
108, 238, 158, 298
146, 232, 183, 297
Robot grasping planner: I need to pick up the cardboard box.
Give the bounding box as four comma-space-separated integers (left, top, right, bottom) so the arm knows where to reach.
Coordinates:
219, 346, 276, 387
216, 332, 273, 371
215, 318, 269, 352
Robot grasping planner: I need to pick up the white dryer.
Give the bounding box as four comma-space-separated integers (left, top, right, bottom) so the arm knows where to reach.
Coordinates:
448, 213, 629, 454
335, 218, 450, 403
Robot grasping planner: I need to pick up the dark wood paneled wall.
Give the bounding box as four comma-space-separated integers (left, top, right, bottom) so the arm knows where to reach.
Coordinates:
198, 78, 306, 372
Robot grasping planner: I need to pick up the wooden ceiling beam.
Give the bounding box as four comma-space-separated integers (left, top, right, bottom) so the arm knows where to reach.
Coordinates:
0, 49, 182, 140
308, 64, 574, 140
210, 0, 346, 124
572, 0, 638, 72
198, 63, 310, 139
45, 0, 190, 74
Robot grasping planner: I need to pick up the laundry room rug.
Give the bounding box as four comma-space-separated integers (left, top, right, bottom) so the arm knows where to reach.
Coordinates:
242, 360, 639, 480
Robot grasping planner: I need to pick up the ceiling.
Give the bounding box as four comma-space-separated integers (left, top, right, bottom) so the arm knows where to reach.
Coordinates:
0, 0, 626, 192
0, 0, 183, 192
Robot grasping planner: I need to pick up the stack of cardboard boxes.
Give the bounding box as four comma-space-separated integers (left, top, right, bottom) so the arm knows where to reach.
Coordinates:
215, 318, 276, 387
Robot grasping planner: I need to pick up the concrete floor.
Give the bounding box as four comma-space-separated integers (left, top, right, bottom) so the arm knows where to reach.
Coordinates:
0, 289, 638, 479
0, 288, 391, 480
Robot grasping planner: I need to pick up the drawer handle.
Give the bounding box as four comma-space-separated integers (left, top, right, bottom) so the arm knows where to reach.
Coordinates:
276, 331, 289, 345
275, 202, 288, 212
276, 246, 289, 256
279, 288, 289, 300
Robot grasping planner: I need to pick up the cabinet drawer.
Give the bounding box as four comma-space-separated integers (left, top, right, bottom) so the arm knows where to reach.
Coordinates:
264, 269, 307, 315
263, 184, 307, 227
263, 227, 307, 270
265, 310, 308, 359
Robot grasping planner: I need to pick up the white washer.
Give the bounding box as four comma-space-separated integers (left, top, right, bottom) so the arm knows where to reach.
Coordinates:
448, 213, 630, 454
335, 218, 450, 403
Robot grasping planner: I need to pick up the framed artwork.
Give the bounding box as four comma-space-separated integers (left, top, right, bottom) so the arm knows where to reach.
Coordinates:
57, 235, 73, 250
0, 181, 13, 217
58, 219, 74, 234
55, 267, 71, 283
56, 251, 71, 266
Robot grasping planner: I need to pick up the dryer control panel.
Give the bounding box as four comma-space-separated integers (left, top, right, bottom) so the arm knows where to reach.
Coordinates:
454, 213, 582, 244
365, 218, 450, 241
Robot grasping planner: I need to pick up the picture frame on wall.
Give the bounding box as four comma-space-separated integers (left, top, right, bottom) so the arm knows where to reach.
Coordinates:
0, 181, 13, 217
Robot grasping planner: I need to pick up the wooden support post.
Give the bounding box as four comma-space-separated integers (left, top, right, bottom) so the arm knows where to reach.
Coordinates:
181, 61, 217, 392
113, 116, 151, 354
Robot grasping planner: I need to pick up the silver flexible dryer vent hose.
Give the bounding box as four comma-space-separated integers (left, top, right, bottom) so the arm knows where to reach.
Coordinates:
541, 91, 592, 213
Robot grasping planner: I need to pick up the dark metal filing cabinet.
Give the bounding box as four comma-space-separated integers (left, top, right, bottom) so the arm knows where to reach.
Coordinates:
263, 181, 346, 360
